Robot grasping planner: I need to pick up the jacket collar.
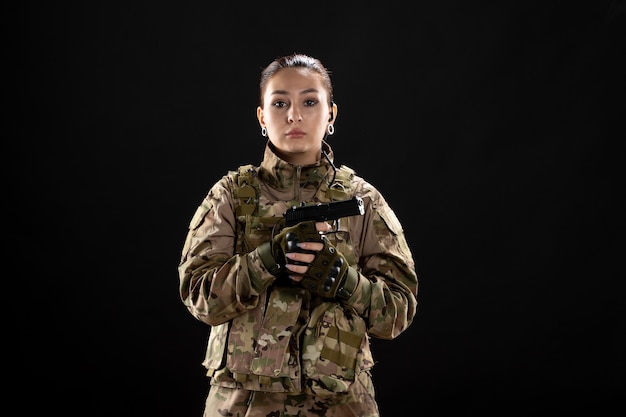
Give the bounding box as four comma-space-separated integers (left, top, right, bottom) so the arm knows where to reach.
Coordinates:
259, 141, 335, 193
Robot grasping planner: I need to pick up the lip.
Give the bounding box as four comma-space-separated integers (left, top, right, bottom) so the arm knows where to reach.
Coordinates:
286, 129, 305, 138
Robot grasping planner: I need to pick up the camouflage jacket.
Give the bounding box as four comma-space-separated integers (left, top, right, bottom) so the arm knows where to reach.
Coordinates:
178, 141, 418, 397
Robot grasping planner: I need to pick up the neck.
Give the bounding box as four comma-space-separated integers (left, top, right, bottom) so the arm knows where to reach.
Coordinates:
269, 142, 322, 166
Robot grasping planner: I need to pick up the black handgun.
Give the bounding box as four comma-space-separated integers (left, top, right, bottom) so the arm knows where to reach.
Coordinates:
284, 196, 365, 227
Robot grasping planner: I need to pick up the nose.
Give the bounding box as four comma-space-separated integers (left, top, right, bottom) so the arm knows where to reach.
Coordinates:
287, 105, 303, 123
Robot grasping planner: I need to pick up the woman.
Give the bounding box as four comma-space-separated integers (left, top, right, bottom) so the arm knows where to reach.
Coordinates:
178, 53, 418, 417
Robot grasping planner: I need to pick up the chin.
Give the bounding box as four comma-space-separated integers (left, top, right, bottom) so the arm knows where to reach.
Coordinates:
282, 142, 310, 153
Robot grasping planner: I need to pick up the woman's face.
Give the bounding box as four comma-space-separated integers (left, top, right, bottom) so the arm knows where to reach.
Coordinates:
257, 67, 335, 165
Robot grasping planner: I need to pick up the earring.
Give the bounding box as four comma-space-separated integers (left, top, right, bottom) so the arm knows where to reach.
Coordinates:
327, 124, 335, 135
261, 127, 267, 137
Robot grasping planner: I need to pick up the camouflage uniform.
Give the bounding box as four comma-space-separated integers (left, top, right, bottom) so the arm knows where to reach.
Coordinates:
179, 141, 418, 417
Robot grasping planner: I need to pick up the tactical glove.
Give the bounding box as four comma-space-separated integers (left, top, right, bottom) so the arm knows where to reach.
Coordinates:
257, 221, 322, 277
299, 234, 359, 300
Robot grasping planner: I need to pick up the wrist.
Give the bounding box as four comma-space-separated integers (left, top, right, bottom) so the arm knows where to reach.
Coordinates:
257, 242, 283, 276
337, 267, 359, 300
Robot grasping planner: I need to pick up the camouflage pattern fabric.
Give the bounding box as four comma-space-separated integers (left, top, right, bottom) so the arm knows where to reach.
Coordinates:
204, 370, 379, 417
179, 141, 418, 416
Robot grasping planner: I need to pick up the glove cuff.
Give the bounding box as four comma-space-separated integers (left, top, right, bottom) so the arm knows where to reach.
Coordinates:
337, 267, 359, 300
257, 242, 283, 276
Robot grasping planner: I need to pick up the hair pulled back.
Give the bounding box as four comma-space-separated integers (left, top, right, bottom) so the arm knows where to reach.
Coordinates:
259, 53, 333, 108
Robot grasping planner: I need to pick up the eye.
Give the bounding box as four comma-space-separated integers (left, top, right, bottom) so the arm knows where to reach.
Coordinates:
304, 99, 318, 107
272, 100, 287, 108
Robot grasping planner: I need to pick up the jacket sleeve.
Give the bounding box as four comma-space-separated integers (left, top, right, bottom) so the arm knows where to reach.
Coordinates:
341, 181, 419, 340
177, 176, 276, 326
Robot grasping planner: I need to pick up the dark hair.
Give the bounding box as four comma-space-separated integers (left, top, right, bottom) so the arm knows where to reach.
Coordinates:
259, 53, 333, 108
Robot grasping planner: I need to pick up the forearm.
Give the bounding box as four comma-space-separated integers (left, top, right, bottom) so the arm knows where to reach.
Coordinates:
178, 250, 275, 326
363, 273, 418, 340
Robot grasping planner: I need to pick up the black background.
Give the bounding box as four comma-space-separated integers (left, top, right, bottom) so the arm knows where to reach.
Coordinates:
9, 1, 625, 415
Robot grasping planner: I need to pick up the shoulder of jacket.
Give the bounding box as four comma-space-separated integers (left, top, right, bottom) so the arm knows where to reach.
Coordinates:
340, 168, 383, 203
337, 164, 355, 177
227, 164, 257, 181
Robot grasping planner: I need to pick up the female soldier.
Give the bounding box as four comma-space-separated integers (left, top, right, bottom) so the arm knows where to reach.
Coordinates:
178, 53, 418, 417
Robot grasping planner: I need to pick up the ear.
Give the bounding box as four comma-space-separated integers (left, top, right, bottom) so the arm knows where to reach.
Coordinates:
329, 102, 338, 123
257, 106, 265, 127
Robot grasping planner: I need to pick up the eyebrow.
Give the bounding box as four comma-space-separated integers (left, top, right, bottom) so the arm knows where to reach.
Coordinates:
270, 88, 320, 96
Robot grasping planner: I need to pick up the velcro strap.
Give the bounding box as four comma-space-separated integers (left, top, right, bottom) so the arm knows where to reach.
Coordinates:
320, 348, 354, 369
326, 326, 362, 348
320, 327, 362, 369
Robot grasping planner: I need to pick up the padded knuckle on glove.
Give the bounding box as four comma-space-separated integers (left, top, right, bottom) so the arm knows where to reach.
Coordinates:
271, 221, 321, 266
272, 221, 322, 263
300, 237, 349, 298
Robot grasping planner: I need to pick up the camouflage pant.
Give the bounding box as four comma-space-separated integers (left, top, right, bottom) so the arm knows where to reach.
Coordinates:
203, 371, 379, 417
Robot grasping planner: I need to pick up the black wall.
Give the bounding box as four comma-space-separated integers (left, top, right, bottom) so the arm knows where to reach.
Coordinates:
10, 1, 625, 415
